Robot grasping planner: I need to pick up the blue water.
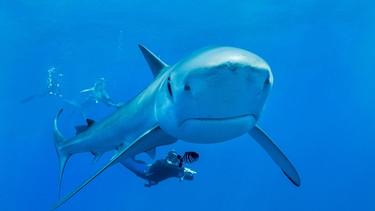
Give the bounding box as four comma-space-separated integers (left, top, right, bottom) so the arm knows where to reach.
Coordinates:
1, 1, 375, 210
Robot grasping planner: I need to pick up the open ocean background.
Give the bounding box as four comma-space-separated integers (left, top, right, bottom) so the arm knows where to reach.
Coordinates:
1, 0, 374, 210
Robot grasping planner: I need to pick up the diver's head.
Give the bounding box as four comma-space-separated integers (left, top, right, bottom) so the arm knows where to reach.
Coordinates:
166, 150, 180, 165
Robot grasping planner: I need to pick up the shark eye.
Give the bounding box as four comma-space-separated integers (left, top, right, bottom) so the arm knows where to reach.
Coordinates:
262, 78, 271, 91
264, 78, 270, 85
167, 77, 173, 98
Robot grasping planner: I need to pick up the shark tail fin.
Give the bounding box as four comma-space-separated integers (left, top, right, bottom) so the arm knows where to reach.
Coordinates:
53, 109, 71, 198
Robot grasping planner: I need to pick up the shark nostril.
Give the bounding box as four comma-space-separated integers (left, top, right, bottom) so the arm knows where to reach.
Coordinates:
184, 85, 191, 91
229, 66, 236, 72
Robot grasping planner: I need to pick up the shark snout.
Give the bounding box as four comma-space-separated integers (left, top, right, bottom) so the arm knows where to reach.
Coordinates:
167, 65, 271, 125
186, 63, 270, 99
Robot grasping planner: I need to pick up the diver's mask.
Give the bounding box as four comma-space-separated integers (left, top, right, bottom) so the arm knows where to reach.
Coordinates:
166, 150, 180, 165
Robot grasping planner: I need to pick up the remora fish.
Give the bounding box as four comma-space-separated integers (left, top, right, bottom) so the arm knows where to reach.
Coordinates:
51, 45, 300, 210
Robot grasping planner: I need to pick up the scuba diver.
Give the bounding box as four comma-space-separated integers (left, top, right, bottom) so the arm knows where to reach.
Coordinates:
21, 67, 63, 103
121, 150, 199, 187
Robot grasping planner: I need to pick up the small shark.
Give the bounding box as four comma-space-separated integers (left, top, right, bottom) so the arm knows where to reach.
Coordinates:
51, 45, 300, 210
79, 77, 123, 108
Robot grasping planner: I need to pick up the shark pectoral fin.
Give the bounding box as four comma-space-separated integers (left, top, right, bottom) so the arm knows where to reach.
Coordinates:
80, 88, 94, 93
50, 125, 177, 210
248, 125, 301, 187
138, 44, 168, 78
145, 148, 156, 159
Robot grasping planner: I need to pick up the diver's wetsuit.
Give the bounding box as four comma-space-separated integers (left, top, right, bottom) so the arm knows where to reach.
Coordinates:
121, 157, 193, 187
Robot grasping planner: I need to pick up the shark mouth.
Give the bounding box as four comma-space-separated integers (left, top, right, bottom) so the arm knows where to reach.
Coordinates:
177, 114, 257, 143
179, 114, 257, 126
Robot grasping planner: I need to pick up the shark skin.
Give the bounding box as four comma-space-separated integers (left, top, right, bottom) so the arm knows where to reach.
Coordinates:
51, 45, 300, 210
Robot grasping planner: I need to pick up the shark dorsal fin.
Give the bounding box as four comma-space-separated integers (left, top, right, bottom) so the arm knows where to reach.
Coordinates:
138, 44, 168, 78
86, 119, 95, 127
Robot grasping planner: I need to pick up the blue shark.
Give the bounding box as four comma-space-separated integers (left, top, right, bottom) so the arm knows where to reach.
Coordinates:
51, 45, 300, 210
79, 77, 123, 108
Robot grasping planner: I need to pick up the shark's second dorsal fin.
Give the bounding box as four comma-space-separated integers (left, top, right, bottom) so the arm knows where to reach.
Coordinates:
138, 44, 168, 78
